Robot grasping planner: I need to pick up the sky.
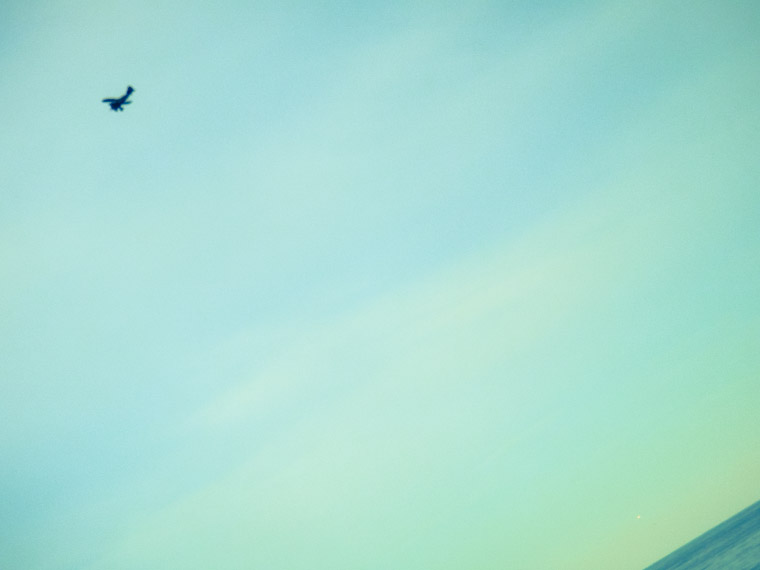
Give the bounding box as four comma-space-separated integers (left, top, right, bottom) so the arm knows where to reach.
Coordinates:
1, 1, 759, 568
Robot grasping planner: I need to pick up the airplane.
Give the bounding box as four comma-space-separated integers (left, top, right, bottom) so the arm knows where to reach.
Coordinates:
102, 86, 135, 111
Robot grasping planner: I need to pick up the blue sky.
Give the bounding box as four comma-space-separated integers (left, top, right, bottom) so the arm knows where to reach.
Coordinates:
2, 1, 759, 568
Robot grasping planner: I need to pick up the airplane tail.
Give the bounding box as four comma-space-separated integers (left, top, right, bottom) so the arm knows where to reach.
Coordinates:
126, 86, 134, 95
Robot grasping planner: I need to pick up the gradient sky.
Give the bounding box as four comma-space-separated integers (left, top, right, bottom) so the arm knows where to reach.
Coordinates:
2, 1, 759, 568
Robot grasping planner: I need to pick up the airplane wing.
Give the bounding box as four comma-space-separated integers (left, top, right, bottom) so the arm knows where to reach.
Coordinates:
102, 98, 117, 103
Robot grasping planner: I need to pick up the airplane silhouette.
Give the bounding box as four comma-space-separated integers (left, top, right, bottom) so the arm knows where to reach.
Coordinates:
102, 86, 135, 111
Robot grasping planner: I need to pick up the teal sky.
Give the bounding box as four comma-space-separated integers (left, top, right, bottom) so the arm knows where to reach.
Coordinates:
2, 1, 759, 568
